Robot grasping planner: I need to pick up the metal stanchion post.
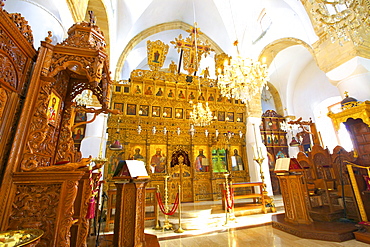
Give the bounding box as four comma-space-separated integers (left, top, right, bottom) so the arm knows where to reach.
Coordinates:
153, 185, 162, 230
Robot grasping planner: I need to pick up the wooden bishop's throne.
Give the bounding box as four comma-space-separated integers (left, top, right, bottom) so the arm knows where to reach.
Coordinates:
0, 7, 116, 247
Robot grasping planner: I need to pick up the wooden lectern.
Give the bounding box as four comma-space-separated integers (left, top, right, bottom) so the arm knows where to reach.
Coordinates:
112, 160, 159, 247
275, 158, 312, 224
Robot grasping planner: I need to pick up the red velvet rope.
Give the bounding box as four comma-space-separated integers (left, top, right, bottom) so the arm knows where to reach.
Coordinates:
223, 187, 234, 210
156, 192, 179, 216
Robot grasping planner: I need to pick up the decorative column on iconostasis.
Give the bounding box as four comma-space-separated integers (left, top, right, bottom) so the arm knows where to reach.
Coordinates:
246, 96, 273, 196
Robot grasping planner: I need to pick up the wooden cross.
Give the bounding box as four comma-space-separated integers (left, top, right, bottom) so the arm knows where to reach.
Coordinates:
171, 23, 214, 75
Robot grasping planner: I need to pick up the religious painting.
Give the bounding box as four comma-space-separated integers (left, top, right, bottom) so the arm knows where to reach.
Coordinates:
127, 104, 136, 115
130, 145, 146, 164
185, 109, 192, 119
280, 135, 286, 145
218, 111, 225, 121
231, 146, 244, 171
155, 86, 164, 97
178, 89, 186, 100
108, 151, 125, 177
152, 106, 160, 117
167, 88, 175, 98
73, 127, 85, 141
123, 86, 130, 93
226, 98, 233, 104
149, 145, 167, 173
75, 111, 86, 122
197, 92, 206, 101
114, 103, 123, 112
139, 105, 149, 116
236, 113, 243, 122
227, 112, 234, 122
266, 134, 272, 145
175, 108, 183, 119
194, 146, 209, 172
187, 91, 195, 101
47, 91, 61, 126
216, 94, 224, 103
133, 84, 142, 94
163, 107, 172, 118
207, 92, 215, 101
211, 148, 228, 172
114, 85, 121, 93
147, 40, 169, 71
144, 85, 153, 95
235, 100, 239, 104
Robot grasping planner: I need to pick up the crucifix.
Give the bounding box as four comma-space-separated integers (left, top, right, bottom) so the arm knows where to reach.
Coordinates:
170, 23, 214, 75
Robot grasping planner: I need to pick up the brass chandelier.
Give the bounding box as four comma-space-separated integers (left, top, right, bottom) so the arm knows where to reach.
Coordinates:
217, 46, 269, 103
189, 101, 214, 127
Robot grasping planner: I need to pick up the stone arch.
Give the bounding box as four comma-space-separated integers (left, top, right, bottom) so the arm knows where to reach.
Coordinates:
258, 37, 317, 68
258, 37, 318, 117
114, 21, 225, 80
266, 82, 284, 116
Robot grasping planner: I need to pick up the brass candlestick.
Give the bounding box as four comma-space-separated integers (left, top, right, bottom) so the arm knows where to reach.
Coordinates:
163, 175, 173, 230
253, 151, 267, 193
223, 173, 236, 226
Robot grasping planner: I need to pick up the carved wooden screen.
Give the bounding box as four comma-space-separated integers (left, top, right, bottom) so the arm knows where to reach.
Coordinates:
0, 5, 36, 182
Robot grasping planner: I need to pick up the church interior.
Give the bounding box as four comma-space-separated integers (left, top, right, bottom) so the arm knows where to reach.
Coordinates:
0, 0, 369, 246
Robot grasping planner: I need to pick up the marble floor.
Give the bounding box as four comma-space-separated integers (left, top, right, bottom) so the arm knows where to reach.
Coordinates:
158, 225, 369, 247
93, 195, 369, 247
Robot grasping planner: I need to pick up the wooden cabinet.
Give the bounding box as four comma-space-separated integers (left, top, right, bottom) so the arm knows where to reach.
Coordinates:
261, 110, 289, 194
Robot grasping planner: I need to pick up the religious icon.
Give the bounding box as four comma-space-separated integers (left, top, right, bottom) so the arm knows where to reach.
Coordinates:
227, 112, 234, 122
73, 127, 84, 141
178, 90, 186, 99
131, 147, 145, 163
144, 86, 153, 95
217, 94, 223, 102
134, 85, 142, 94
114, 103, 123, 112
127, 104, 136, 115
208, 93, 215, 101
236, 113, 243, 122
167, 89, 174, 97
175, 108, 183, 119
163, 107, 172, 118
185, 109, 192, 119
198, 92, 205, 101
75, 112, 86, 122
152, 106, 160, 117
139, 105, 149, 116
211, 148, 228, 172
188, 91, 195, 100
156, 87, 164, 96
47, 92, 60, 126
231, 149, 244, 171
194, 149, 209, 172
150, 148, 166, 173
218, 111, 225, 121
